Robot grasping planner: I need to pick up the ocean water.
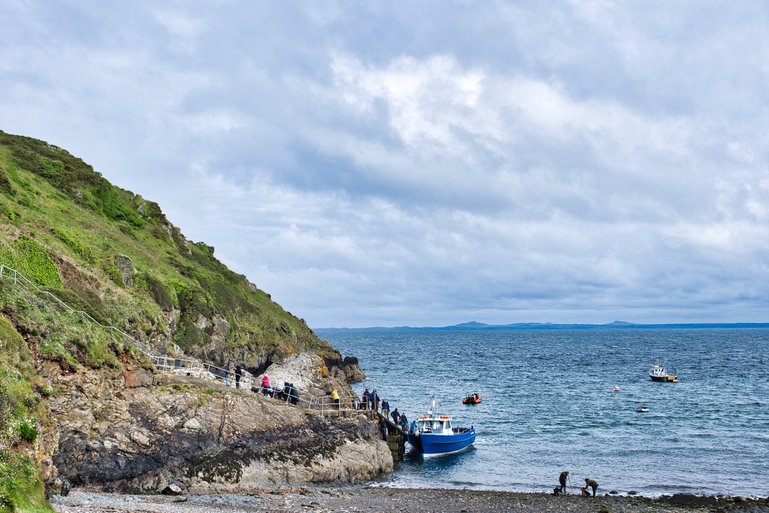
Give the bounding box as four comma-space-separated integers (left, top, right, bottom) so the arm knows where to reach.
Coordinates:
322, 328, 769, 497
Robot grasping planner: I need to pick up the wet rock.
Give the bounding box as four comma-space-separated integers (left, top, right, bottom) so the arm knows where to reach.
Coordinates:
664, 493, 718, 507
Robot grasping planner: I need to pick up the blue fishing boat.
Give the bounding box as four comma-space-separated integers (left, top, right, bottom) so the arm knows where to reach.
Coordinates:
407, 396, 476, 457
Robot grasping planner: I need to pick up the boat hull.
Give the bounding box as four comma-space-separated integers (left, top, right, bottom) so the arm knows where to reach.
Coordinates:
649, 374, 677, 382
408, 427, 476, 457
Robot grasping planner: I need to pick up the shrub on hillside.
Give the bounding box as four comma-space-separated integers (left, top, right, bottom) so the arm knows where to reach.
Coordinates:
0, 237, 62, 288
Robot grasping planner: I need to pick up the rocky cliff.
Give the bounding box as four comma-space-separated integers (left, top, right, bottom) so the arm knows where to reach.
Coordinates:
45, 362, 391, 494
0, 131, 382, 510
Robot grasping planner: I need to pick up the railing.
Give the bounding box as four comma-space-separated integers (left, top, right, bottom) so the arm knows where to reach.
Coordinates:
0, 262, 360, 416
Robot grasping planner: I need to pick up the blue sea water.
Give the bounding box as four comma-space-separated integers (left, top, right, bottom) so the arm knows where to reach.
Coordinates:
322, 328, 769, 497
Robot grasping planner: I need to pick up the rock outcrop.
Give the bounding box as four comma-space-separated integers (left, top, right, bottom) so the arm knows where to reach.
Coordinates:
44, 358, 391, 494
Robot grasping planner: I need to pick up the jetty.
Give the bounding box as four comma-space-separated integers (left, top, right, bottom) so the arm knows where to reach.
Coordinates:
376, 411, 408, 461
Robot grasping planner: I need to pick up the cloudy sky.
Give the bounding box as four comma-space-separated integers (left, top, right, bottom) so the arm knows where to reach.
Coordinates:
2, 1, 768, 327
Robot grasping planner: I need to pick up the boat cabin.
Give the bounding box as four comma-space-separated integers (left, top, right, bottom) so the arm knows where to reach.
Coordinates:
416, 416, 453, 434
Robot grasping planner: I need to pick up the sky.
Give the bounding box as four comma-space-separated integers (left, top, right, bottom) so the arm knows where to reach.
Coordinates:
1, 1, 768, 328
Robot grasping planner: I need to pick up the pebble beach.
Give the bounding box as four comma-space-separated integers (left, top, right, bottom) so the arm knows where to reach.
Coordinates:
51, 488, 769, 513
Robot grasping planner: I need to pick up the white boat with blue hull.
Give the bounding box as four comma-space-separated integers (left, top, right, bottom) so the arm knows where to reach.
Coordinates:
407, 397, 476, 457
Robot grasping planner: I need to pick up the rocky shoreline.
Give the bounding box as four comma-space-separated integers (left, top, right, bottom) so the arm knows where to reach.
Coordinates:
51, 487, 769, 513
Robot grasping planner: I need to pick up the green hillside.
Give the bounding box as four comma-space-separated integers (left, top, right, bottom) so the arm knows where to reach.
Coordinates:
0, 130, 341, 511
0, 130, 334, 358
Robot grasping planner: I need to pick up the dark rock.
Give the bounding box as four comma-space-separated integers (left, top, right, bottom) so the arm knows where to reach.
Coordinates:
663, 493, 718, 507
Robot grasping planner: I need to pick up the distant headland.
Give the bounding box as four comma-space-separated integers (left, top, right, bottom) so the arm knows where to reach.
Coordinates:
316, 320, 769, 333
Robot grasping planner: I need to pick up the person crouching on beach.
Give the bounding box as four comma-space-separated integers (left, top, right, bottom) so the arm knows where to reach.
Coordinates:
585, 478, 598, 496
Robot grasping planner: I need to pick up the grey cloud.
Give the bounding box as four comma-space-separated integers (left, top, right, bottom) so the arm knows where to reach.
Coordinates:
1, 1, 768, 327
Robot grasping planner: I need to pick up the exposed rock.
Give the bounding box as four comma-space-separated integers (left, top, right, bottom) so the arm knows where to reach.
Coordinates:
44, 357, 391, 494
324, 355, 366, 383
121, 358, 153, 389
114, 255, 134, 287
264, 353, 323, 393
160, 482, 185, 496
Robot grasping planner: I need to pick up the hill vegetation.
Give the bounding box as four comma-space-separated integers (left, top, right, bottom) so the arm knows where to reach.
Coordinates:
0, 130, 345, 511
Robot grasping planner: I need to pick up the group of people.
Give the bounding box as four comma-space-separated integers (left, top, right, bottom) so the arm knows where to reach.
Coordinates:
222, 365, 298, 404
359, 388, 410, 431
223, 363, 243, 389
555, 470, 599, 497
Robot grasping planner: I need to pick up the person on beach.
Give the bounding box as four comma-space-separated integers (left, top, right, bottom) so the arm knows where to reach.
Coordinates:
585, 478, 598, 496
381, 399, 390, 419
235, 364, 242, 389
559, 470, 569, 494
362, 388, 371, 410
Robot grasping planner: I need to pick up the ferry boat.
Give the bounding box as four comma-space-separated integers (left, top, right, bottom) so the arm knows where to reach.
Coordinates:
649, 362, 678, 382
407, 396, 476, 457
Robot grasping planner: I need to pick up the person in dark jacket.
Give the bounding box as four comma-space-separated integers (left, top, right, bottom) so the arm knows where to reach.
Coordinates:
585, 478, 598, 496
559, 470, 569, 494
391, 408, 400, 425
235, 364, 242, 389
362, 388, 371, 410
381, 399, 390, 419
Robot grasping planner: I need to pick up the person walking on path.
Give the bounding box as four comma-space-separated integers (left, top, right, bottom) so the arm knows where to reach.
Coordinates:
391, 408, 400, 425
362, 388, 371, 410
372, 389, 380, 412
235, 364, 242, 389
260, 374, 270, 395
331, 388, 340, 409
399, 413, 409, 431
559, 470, 569, 494
381, 399, 390, 419
224, 362, 232, 387
585, 478, 598, 497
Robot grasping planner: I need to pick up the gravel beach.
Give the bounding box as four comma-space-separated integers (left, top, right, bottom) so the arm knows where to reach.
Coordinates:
51, 487, 769, 513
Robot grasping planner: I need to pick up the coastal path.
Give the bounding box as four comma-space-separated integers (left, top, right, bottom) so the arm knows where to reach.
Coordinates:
0, 263, 359, 417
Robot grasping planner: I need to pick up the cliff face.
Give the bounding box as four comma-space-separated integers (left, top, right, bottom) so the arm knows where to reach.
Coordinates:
0, 130, 376, 508
45, 363, 390, 494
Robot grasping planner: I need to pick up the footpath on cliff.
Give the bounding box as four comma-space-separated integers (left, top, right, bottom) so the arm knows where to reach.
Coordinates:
0, 260, 394, 499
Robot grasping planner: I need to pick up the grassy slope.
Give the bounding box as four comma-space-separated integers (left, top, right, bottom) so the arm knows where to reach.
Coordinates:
0, 130, 338, 511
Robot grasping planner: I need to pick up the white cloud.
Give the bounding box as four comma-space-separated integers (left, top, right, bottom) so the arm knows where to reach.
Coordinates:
1, 1, 768, 327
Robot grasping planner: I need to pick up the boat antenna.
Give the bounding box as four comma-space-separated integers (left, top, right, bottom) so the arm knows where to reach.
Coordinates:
427, 394, 437, 416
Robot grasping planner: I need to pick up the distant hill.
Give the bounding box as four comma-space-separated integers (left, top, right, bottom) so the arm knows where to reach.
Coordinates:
316, 321, 769, 333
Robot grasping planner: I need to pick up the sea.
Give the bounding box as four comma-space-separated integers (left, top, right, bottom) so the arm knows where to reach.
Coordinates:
320, 328, 769, 497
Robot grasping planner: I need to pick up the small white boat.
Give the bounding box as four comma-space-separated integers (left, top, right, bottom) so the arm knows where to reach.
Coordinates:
635, 404, 649, 413
649, 362, 677, 382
